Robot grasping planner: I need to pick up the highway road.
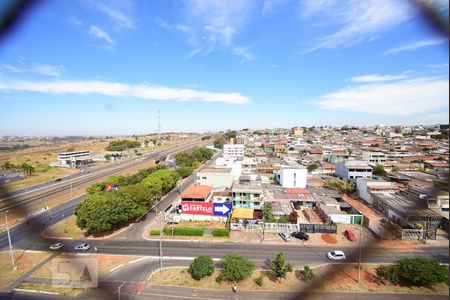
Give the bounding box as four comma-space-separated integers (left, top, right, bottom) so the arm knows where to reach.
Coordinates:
0, 138, 209, 217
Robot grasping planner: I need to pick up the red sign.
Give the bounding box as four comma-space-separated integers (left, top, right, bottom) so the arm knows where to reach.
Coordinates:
181, 201, 213, 216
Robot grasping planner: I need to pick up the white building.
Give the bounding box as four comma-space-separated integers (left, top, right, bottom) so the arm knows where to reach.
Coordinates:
223, 144, 245, 158
336, 160, 372, 181
196, 168, 234, 189
362, 151, 388, 166
279, 165, 307, 188
356, 178, 399, 205
57, 150, 91, 167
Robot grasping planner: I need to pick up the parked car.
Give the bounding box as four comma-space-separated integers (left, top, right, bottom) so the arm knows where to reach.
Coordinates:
344, 229, 357, 242
74, 243, 91, 251
327, 250, 346, 260
279, 232, 292, 242
49, 242, 63, 250
291, 231, 309, 241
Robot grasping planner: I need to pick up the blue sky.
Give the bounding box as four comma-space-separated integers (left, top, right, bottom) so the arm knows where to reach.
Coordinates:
0, 0, 448, 136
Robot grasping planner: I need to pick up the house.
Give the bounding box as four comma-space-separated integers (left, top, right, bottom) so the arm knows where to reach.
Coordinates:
335, 160, 372, 181
328, 152, 349, 164
356, 178, 400, 205
180, 185, 212, 202
223, 144, 245, 158
402, 186, 449, 212
196, 168, 233, 189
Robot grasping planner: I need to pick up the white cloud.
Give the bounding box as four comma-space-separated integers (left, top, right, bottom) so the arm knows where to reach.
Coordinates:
158, 0, 256, 60
384, 39, 448, 55
351, 73, 409, 83
89, 25, 115, 50
312, 77, 449, 115
2, 63, 63, 77
301, 0, 414, 52
262, 0, 291, 16
0, 79, 251, 105
96, 2, 135, 29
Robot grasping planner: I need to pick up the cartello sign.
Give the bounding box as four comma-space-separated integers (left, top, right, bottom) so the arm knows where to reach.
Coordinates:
180, 201, 213, 216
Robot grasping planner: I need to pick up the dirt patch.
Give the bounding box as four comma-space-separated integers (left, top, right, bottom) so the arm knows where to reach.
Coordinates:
321, 234, 337, 244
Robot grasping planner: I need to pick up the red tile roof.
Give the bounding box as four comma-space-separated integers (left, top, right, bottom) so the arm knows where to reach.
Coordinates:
180, 185, 212, 200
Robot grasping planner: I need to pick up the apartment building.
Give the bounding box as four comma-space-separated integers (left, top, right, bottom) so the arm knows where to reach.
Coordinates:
278, 165, 307, 188
356, 178, 399, 205
223, 144, 245, 158
362, 151, 388, 165
196, 168, 234, 189
336, 160, 372, 181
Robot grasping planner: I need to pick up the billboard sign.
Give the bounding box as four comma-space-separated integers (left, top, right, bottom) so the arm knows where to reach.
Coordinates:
213, 203, 232, 216
106, 184, 118, 191
181, 201, 213, 215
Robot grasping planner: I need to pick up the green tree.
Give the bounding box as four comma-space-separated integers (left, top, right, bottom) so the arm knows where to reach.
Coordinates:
270, 252, 293, 281
74, 190, 146, 233
189, 256, 215, 280
86, 182, 107, 194
307, 163, 319, 173
120, 184, 155, 207
324, 178, 356, 194
213, 135, 227, 149
372, 165, 387, 176
1, 161, 17, 171
396, 257, 448, 286
176, 166, 193, 178
20, 163, 35, 175
218, 253, 255, 283
262, 203, 276, 222
104, 154, 111, 160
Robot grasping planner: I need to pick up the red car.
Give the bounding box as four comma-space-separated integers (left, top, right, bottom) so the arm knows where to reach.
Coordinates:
344, 229, 357, 242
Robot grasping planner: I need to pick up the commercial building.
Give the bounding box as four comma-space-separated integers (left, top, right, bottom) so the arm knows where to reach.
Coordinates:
336, 160, 372, 181
223, 144, 245, 158
356, 178, 399, 205
57, 150, 91, 167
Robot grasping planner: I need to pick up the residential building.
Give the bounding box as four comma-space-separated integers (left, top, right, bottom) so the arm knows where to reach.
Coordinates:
223, 144, 245, 158
336, 160, 372, 181
180, 185, 212, 202
362, 151, 388, 165
402, 186, 449, 212
231, 182, 263, 210
278, 165, 307, 188
291, 126, 304, 136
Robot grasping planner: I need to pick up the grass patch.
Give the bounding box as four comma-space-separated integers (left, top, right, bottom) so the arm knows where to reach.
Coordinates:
0, 251, 51, 288
163, 227, 204, 236
16, 283, 83, 297
211, 229, 230, 237
150, 230, 161, 236
43, 215, 86, 239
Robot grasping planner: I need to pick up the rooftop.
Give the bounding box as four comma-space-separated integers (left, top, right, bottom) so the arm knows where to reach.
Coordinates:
180, 185, 212, 199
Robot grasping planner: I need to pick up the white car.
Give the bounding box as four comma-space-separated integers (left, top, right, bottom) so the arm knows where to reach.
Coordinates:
74, 243, 91, 251
327, 250, 346, 261
279, 232, 292, 242
49, 242, 63, 250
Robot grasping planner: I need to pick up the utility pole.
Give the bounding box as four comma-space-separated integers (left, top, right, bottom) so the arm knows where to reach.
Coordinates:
357, 215, 364, 284
4, 211, 15, 269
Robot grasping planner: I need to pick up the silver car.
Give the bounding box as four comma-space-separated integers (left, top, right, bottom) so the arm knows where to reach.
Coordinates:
74, 243, 91, 251
279, 232, 292, 242
49, 242, 63, 250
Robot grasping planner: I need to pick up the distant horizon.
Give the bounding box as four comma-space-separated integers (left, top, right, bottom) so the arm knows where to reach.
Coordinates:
1, 123, 448, 139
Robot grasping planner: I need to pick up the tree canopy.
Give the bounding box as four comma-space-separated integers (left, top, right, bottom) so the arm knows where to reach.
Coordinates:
372, 165, 387, 176
189, 256, 215, 280
106, 140, 141, 151
324, 178, 356, 194
270, 252, 293, 281
74, 190, 146, 233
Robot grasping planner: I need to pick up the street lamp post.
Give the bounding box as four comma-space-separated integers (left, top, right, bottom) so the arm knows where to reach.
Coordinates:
4, 211, 15, 269
357, 214, 364, 284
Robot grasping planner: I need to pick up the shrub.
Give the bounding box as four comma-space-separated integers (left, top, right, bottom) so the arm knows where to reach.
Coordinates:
219, 253, 255, 283
212, 229, 230, 237
396, 257, 448, 286
189, 256, 215, 280
254, 275, 264, 286
299, 266, 315, 282
270, 252, 293, 281
374, 265, 398, 285
163, 227, 204, 236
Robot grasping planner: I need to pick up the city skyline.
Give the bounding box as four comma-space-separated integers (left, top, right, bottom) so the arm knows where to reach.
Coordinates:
0, 0, 448, 135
